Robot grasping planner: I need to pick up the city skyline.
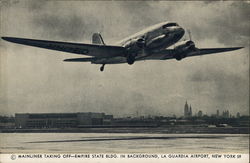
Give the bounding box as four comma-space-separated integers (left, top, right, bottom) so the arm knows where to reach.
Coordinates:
0, 100, 247, 118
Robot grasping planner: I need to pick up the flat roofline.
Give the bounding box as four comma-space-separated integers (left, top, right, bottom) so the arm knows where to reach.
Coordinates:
15, 112, 106, 115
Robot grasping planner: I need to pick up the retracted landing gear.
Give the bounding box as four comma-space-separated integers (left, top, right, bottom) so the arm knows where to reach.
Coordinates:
100, 64, 105, 72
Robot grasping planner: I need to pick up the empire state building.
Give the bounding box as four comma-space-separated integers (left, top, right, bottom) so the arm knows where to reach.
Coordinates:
184, 101, 192, 118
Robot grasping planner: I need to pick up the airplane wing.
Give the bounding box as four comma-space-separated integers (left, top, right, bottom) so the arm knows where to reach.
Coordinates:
140, 47, 243, 61
188, 47, 244, 57
1, 37, 126, 58
63, 47, 244, 64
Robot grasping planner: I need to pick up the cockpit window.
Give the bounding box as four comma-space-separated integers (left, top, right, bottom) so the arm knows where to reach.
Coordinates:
162, 23, 178, 28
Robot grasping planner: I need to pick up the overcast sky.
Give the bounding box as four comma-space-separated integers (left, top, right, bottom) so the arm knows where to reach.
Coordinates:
0, 1, 249, 117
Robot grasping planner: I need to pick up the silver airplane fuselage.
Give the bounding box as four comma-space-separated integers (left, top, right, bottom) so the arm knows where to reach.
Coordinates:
92, 21, 185, 64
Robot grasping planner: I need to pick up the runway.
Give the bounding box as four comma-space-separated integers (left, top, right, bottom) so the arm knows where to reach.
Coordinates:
0, 133, 248, 153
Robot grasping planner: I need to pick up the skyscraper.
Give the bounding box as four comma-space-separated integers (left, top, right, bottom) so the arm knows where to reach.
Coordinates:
222, 110, 230, 118
184, 101, 192, 118
189, 105, 192, 117
184, 101, 189, 118
216, 110, 220, 117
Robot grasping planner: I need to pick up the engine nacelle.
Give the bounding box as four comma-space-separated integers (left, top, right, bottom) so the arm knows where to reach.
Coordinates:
174, 40, 196, 60
136, 38, 145, 48
124, 37, 145, 51
123, 38, 145, 65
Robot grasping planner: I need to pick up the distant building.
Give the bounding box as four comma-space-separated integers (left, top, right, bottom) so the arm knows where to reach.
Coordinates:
198, 110, 203, 117
15, 112, 113, 128
184, 101, 189, 118
216, 110, 220, 117
222, 110, 230, 118
237, 112, 241, 118
189, 105, 192, 117
184, 101, 192, 118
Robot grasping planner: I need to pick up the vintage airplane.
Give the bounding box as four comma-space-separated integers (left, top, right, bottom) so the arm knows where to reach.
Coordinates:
2, 21, 243, 71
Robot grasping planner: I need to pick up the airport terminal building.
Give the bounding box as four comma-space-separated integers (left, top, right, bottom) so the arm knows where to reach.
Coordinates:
15, 112, 113, 128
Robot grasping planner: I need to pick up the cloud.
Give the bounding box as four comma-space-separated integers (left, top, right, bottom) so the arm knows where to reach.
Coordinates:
33, 14, 100, 41
188, 68, 248, 103
209, 2, 250, 46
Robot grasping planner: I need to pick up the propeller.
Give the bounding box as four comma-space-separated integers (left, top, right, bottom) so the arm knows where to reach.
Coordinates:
186, 30, 199, 53
142, 38, 146, 56
187, 29, 192, 41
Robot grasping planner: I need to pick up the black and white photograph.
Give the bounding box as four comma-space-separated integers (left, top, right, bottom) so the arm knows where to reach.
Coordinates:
0, 0, 249, 162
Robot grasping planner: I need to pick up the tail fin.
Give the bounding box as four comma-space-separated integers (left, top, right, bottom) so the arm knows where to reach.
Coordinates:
92, 33, 105, 45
